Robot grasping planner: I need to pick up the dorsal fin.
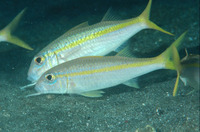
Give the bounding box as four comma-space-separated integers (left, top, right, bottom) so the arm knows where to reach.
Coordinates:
67, 21, 89, 32
101, 8, 120, 21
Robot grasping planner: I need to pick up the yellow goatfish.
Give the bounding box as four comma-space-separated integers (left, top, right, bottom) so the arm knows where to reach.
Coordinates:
0, 9, 33, 51
27, 0, 173, 83
27, 32, 187, 97
172, 49, 199, 96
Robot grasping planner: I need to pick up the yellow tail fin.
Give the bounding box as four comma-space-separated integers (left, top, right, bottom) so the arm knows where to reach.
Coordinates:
138, 0, 173, 36
158, 31, 187, 96
0, 9, 33, 50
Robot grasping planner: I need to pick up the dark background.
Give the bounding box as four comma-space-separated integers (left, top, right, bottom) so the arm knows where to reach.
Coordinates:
0, 0, 199, 131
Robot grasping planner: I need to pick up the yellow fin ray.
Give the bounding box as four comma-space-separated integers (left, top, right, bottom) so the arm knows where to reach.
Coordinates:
157, 31, 187, 96
138, 0, 173, 36
3, 9, 27, 34
173, 70, 180, 96
0, 9, 33, 50
4, 35, 33, 50
159, 32, 187, 70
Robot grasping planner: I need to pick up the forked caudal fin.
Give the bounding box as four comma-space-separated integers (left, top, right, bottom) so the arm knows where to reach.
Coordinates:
137, 0, 174, 36
157, 31, 187, 96
0, 8, 33, 50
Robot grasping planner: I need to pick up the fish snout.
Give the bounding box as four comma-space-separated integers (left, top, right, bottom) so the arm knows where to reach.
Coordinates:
27, 73, 39, 83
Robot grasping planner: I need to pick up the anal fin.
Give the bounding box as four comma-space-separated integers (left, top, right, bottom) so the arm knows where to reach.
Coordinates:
123, 78, 140, 88
79, 90, 105, 98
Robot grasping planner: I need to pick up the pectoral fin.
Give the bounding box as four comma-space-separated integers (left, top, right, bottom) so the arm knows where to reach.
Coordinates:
57, 45, 81, 61
114, 39, 133, 53
180, 77, 187, 86
79, 90, 105, 97
115, 45, 135, 58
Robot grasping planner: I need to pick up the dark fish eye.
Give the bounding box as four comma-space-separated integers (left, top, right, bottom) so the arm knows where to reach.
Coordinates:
34, 56, 44, 65
46, 74, 52, 80
45, 74, 55, 82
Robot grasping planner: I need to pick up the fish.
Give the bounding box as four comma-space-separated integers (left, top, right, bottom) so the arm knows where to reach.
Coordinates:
27, 0, 173, 83
27, 31, 187, 98
172, 49, 199, 96
0, 9, 33, 51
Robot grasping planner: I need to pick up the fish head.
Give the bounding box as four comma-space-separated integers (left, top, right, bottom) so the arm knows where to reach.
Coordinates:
27, 54, 48, 82
34, 72, 68, 95
27, 52, 58, 83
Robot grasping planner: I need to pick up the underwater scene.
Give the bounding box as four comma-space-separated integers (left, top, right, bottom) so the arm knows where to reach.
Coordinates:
0, 0, 199, 131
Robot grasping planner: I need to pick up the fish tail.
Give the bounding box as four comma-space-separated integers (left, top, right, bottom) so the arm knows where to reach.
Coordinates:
157, 31, 187, 96
138, 0, 173, 36
0, 8, 33, 50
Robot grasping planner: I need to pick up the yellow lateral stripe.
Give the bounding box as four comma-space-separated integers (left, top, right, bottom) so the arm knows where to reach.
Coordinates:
56, 57, 160, 78
47, 19, 139, 57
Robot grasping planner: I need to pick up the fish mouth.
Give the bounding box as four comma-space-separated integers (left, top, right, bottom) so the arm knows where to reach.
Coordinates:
27, 75, 38, 83
34, 83, 47, 94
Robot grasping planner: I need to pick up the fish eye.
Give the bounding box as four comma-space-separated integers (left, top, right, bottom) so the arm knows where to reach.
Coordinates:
34, 56, 44, 65
45, 74, 55, 82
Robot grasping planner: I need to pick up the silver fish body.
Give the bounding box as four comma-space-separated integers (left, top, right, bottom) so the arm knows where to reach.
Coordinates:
29, 31, 187, 97
35, 56, 164, 95
27, 0, 172, 83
